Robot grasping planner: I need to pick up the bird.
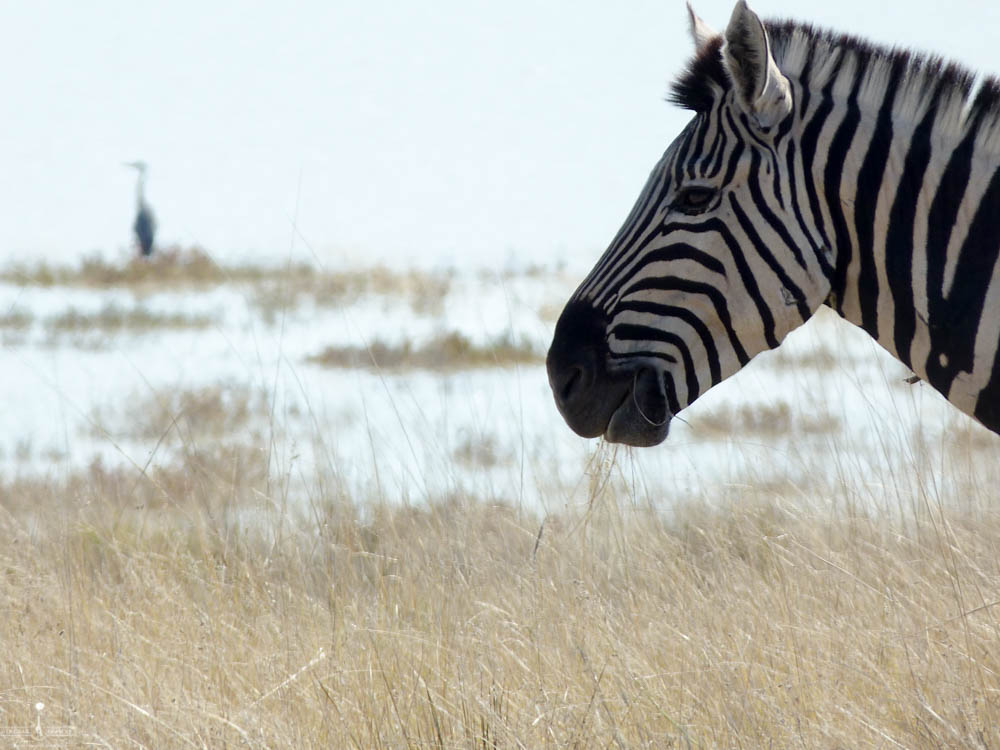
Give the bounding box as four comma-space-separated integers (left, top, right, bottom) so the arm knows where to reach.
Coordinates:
123, 160, 156, 256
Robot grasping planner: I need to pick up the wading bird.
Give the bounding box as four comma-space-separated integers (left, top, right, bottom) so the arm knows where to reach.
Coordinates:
124, 160, 156, 256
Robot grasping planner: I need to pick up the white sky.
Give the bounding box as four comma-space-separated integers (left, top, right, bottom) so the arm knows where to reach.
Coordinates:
2, 0, 998, 269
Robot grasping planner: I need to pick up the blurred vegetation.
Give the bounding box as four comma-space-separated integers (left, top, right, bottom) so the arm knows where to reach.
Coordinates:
308, 330, 542, 371
692, 400, 842, 437
0, 247, 455, 318
0, 246, 266, 287
47, 303, 216, 334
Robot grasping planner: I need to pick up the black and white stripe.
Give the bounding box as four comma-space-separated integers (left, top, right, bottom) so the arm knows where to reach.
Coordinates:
547, 0, 1000, 445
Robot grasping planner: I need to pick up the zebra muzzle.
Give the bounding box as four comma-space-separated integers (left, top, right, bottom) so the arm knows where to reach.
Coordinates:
547, 299, 673, 447
605, 366, 672, 447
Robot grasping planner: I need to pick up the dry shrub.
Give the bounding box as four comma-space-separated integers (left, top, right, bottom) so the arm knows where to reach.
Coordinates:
0, 307, 33, 345
46, 303, 216, 337
308, 330, 541, 371
0, 247, 306, 289
2, 252, 454, 319
252, 265, 454, 323
91, 384, 267, 442
692, 400, 842, 437
452, 431, 509, 468
0, 307, 33, 330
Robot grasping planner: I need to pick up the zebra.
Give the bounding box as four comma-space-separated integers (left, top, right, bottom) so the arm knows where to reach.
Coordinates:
546, 0, 1000, 447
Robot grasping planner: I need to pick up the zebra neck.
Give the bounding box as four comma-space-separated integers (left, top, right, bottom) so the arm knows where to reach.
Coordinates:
795, 66, 1000, 420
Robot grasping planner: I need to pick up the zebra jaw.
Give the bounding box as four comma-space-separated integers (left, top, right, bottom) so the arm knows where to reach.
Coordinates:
605, 367, 673, 447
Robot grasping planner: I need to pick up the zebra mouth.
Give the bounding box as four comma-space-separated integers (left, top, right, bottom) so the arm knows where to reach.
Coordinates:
604, 367, 672, 447
546, 300, 672, 447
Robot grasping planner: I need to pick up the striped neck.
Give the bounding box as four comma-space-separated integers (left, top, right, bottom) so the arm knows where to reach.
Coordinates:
772, 22, 1000, 406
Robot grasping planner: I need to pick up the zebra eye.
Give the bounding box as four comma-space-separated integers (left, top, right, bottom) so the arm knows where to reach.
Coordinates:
674, 186, 716, 214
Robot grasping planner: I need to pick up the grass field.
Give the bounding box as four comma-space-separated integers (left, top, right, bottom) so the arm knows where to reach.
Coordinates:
3, 457, 999, 748
2, 251, 999, 748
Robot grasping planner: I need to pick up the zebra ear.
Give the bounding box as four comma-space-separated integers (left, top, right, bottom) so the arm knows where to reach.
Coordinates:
686, 2, 719, 52
722, 0, 792, 130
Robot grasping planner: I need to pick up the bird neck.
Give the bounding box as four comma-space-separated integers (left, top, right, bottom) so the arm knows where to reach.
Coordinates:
135, 172, 146, 208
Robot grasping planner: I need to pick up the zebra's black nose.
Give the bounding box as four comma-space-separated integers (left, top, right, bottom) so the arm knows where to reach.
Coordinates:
550, 349, 599, 415
547, 301, 621, 438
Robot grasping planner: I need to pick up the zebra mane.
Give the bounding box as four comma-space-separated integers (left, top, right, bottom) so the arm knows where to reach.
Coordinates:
669, 36, 729, 112
670, 20, 1000, 147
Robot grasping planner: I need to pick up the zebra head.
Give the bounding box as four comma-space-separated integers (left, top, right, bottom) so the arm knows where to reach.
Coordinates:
547, 1, 833, 446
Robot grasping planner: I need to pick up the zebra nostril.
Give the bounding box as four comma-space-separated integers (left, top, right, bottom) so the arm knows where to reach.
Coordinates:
547, 300, 610, 429
558, 365, 585, 407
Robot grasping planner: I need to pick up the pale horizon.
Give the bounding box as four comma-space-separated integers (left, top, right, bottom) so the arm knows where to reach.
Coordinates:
2, 0, 997, 269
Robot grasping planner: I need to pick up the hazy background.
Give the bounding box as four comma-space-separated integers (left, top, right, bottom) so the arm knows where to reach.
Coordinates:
3, 0, 999, 269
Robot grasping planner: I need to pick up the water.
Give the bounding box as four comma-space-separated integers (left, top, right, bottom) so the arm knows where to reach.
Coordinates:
0, 267, 994, 512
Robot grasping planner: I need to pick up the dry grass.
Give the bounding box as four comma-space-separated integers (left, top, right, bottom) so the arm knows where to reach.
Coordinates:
452, 431, 510, 468
89, 384, 269, 443
2, 268, 998, 746
0, 247, 296, 289
1, 448, 1000, 748
1, 249, 454, 318
0, 307, 33, 345
251, 267, 453, 325
766, 345, 840, 372
308, 331, 541, 372
0, 303, 216, 348
691, 400, 842, 437
46, 303, 216, 337
0, 307, 32, 330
